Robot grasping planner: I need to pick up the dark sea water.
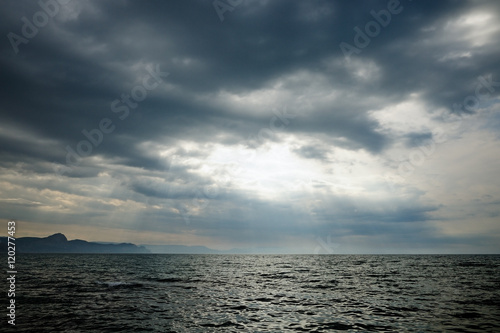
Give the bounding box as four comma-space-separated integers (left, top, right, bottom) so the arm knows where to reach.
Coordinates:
4, 254, 500, 332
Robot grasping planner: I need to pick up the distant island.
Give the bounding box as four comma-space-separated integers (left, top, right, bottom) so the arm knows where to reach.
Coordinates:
0, 233, 149, 254
0, 233, 298, 254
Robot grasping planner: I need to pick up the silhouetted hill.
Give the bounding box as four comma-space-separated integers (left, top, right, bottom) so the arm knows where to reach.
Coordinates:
0, 233, 149, 253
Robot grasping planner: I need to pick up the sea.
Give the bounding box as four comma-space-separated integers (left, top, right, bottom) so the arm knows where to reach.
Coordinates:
4, 254, 500, 332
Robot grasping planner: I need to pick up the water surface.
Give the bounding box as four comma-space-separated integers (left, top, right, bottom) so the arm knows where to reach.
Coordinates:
7, 254, 500, 332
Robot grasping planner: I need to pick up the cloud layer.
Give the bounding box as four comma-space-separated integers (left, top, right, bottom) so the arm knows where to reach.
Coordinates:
1, 0, 499, 253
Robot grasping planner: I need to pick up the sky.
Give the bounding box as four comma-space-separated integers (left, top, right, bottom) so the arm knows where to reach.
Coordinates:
0, 0, 499, 254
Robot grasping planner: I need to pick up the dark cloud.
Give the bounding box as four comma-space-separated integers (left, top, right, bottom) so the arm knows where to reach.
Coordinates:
405, 132, 433, 148
293, 145, 329, 160
0, 0, 499, 252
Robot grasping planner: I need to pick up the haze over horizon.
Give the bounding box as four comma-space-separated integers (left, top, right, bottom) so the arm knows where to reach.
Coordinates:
1, 0, 499, 254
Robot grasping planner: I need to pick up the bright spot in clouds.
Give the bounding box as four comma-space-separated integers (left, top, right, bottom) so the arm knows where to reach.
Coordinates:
0, 0, 499, 253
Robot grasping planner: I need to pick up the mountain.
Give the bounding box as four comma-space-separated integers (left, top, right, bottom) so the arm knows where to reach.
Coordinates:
0, 233, 294, 254
0, 233, 149, 254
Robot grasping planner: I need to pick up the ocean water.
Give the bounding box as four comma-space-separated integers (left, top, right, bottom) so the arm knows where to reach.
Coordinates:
5, 254, 500, 332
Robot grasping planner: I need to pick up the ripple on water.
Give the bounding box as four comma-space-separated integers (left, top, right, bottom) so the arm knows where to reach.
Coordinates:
13, 254, 500, 332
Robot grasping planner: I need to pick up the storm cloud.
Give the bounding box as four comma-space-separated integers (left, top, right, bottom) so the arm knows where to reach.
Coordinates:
0, 0, 499, 253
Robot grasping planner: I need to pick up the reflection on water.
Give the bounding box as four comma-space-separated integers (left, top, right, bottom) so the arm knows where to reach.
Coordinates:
10, 254, 500, 332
